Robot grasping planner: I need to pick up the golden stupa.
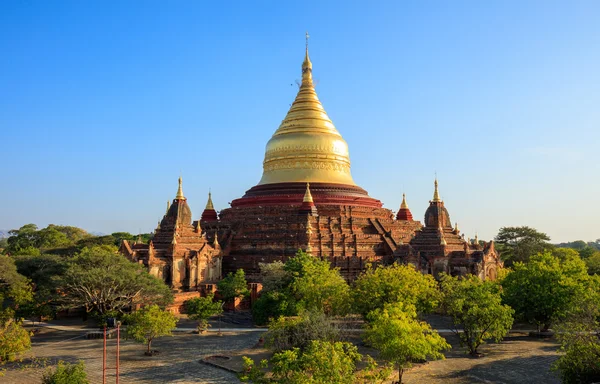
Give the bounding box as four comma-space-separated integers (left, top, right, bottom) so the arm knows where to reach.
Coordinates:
258, 36, 356, 186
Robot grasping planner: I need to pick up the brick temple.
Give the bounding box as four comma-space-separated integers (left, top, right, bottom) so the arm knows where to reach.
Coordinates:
120, 42, 502, 292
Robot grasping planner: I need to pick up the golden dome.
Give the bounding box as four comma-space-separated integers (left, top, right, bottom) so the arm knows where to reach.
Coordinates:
258, 39, 356, 186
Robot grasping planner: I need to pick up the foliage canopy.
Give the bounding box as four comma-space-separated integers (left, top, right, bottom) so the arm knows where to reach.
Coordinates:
61, 247, 172, 315
184, 293, 223, 330
494, 226, 553, 265
364, 302, 449, 382
502, 251, 588, 331
124, 304, 177, 354
352, 263, 440, 317
42, 361, 89, 384
440, 274, 514, 355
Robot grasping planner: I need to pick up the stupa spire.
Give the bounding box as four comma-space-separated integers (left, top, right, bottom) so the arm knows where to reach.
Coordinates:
205, 191, 214, 210
400, 193, 409, 209
258, 34, 355, 186
176, 176, 185, 200
303, 183, 314, 203
432, 178, 441, 202
302, 31, 313, 84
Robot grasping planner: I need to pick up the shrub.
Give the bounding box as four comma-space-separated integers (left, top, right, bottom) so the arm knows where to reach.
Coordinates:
42, 361, 89, 384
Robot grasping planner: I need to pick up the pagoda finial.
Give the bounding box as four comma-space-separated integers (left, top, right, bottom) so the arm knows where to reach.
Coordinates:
303, 183, 314, 203
400, 193, 409, 209
213, 231, 219, 247
454, 222, 459, 232
205, 190, 215, 210
166, 200, 170, 214
474, 233, 479, 244
432, 177, 441, 202
302, 32, 313, 84
176, 176, 185, 200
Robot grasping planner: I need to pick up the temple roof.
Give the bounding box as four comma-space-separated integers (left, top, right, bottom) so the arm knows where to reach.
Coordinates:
258, 35, 356, 186
424, 179, 452, 228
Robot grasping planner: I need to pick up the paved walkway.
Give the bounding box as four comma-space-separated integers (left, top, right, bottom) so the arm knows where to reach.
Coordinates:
1, 328, 263, 384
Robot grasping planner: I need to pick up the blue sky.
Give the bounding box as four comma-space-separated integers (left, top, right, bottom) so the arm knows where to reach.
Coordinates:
1, 1, 598, 242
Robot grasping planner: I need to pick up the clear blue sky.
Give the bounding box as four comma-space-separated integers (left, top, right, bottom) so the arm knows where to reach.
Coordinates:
1, 1, 599, 243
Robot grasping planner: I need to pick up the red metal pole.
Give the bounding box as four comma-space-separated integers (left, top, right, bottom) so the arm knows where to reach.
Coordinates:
103, 327, 106, 384
116, 324, 120, 384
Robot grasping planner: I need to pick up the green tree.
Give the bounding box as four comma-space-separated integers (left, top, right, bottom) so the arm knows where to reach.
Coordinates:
364, 303, 449, 383
252, 290, 297, 326
263, 310, 341, 352
252, 251, 350, 324
62, 247, 172, 316
0, 318, 31, 363
184, 293, 223, 332
124, 304, 177, 355
285, 251, 350, 315
4, 224, 39, 255
0, 255, 33, 309
42, 361, 89, 384
352, 263, 440, 317
551, 274, 600, 383
579, 246, 598, 259
217, 269, 250, 309
584, 251, 600, 275
495, 226, 553, 265
241, 340, 388, 384
258, 261, 289, 292
440, 274, 514, 356
14, 254, 67, 320
502, 252, 588, 331
0, 255, 32, 362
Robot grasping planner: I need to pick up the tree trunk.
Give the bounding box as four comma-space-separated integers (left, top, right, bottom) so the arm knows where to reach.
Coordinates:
399, 365, 404, 383
147, 339, 152, 354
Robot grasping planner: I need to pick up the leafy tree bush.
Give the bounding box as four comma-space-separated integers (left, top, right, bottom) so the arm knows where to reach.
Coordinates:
42, 361, 89, 384
62, 247, 173, 316
284, 251, 350, 316
263, 310, 341, 352
0, 256, 33, 362
124, 305, 177, 355
252, 250, 350, 324
364, 302, 449, 383
352, 263, 440, 317
258, 261, 289, 292
0, 318, 31, 363
184, 293, 223, 331
552, 275, 600, 383
14, 254, 67, 321
495, 226, 553, 265
218, 269, 250, 308
252, 291, 297, 326
584, 251, 600, 275
553, 334, 600, 384
502, 252, 588, 331
4, 224, 91, 256
240, 340, 389, 384
440, 274, 513, 356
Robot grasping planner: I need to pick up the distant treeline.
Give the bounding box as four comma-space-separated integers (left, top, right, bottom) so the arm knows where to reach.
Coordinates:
0, 223, 152, 256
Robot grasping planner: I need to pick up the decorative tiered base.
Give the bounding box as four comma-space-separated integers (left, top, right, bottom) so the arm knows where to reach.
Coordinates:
230, 182, 382, 208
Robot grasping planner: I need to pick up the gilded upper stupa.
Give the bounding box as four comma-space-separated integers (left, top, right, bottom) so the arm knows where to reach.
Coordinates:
258, 35, 356, 186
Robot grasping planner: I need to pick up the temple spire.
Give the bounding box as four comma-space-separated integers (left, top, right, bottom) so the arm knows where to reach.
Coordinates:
432, 178, 441, 202
205, 191, 214, 210
303, 183, 314, 203
176, 176, 185, 200
166, 200, 170, 214
302, 31, 313, 84
400, 193, 409, 209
